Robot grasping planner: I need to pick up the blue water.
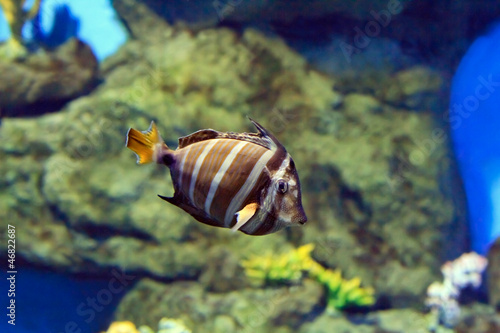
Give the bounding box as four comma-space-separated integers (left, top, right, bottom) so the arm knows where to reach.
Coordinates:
0, 7, 5, 36
0, 0, 127, 61
450, 21, 500, 254
0, 268, 132, 333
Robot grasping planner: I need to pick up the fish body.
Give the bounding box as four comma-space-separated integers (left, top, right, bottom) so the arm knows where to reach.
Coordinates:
126, 119, 307, 235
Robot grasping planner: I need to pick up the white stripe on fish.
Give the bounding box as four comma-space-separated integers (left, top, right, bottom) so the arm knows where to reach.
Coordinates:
189, 140, 218, 203
204, 141, 248, 215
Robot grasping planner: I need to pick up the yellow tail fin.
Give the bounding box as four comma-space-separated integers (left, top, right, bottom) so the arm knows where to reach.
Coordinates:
126, 121, 165, 164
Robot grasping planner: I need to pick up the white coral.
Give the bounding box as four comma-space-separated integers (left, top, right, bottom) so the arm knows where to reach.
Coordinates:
425, 252, 488, 328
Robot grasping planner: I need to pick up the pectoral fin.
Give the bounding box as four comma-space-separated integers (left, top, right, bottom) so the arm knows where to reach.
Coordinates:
231, 203, 259, 232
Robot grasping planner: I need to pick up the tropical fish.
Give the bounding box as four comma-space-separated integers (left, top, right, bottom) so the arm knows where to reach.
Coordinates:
126, 118, 307, 235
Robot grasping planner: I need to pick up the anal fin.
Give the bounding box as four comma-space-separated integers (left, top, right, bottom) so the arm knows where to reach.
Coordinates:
232, 203, 259, 232
158, 194, 178, 205
158, 193, 221, 228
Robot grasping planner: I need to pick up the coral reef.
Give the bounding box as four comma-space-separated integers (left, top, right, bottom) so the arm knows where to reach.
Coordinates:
104, 318, 191, 333
380, 66, 445, 110
2, 0, 500, 331
113, 277, 323, 333
141, 318, 191, 333
242, 244, 375, 311
314, 267, 375, 312
112, 0, 500, 72
426, 252, 488, 328
0, 1, 481, 332
242, 244, 311, 286
0, 0, 468, 310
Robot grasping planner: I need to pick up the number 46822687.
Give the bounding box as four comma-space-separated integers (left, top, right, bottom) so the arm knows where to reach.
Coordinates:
7, 225, 15, 264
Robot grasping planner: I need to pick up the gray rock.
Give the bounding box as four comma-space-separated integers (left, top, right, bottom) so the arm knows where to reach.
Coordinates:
379, 66, 446, 110
0, 39, 98, 116
488, 238, 500, 310
455, 303, 500, 333
299, 312, 377, 333
114, 277, 323, 333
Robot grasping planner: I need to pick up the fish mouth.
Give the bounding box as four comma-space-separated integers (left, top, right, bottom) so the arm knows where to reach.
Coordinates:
296, 213, 307, 225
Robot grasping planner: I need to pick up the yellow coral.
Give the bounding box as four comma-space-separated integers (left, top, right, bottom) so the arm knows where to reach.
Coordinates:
104, 318, 191, 333
104, 321, 139, 333
241, 244, 375, 311
241, 245, 306, 285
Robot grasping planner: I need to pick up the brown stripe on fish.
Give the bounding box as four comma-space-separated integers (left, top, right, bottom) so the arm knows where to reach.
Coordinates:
178, 141, 213, 203
264, 147, 288, 174
192, 139, 238, 209
209, 142, 269, 224
176, 144, 191, 190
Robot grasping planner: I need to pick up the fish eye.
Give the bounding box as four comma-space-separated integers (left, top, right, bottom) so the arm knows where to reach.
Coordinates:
277, 179, 288, 193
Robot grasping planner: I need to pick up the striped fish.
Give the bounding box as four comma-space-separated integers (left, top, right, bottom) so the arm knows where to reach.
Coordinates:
126, 118, 307, 235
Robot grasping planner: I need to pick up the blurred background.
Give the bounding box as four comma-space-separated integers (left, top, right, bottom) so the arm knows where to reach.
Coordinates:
1, 0, 500, 332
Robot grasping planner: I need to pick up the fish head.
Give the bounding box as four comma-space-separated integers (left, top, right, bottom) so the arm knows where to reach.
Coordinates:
268, 155, 307, 226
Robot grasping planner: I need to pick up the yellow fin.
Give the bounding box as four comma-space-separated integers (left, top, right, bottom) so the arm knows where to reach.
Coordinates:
232, 203, 259, 232
126, 121, 165, 164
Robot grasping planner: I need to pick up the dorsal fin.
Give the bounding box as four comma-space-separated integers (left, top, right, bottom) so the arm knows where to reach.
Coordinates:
177, 118, 284, 151
248, 118, 282, 151
177, 129, 220, 148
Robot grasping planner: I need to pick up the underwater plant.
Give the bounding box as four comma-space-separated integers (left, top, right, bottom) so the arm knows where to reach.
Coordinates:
242, 242, 311, 285
241, 244, 375, 312
104, 318, 191, 333
425, 252, 488, 328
